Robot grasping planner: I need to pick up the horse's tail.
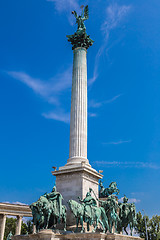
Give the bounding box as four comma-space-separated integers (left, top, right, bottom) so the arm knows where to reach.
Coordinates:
100, 207, 109, 231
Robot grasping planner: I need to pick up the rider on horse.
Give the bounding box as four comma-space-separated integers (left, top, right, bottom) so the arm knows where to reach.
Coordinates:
78, 188, 97, 222
45, 186, 63, 219
99, 181, 120, 198
120, 195, 130, 219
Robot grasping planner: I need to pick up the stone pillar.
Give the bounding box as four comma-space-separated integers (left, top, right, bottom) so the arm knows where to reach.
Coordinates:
15, 216, 22, 235
67, 47, 90, 166
0, 214, 6, 240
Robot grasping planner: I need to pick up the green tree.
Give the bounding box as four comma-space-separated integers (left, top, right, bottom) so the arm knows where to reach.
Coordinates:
149, 215, 160, 240
4, 218, 16, 240
26, 220, 33, 234
21, 220, 33, 235
135, 212, 160, 240
4, 218, 33, 240
21, 221, 28, 235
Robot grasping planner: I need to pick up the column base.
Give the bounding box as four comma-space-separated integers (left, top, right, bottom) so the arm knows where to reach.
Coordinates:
64, 156, 91, 168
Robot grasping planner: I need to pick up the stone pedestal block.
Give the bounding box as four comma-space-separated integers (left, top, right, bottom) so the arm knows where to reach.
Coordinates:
52, 163, 102, 226
12, 230, 143, 240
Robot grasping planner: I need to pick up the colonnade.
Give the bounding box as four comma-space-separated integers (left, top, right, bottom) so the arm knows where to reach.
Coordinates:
0, 202, 33, 240
0, 214, 36, 240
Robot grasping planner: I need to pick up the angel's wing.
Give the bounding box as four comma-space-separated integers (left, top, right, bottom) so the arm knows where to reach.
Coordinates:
72, 10, 78, 19
84, 5, 89, 19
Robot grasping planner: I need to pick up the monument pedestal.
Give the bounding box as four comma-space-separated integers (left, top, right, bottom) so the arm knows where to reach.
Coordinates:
12, 230, 142, 240
52, 163, 102, 225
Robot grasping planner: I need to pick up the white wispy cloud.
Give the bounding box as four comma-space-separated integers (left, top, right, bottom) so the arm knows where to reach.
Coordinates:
7, 68, 72, 106
42, 110, 70, 123
102, 4, 131, 35
94, 161, 160, 170
46, 0, 79, 25
119, 197, 141, 204
89, 3, 131, 85
89, 94, 122, 108
6, 68, 72, 123
103, 140, 131, 145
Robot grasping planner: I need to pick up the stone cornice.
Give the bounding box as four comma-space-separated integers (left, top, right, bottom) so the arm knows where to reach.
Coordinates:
0, 202, 32, 217
52, 164, 103, 180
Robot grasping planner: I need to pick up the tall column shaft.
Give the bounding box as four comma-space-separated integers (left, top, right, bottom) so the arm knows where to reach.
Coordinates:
0, 214, 6, 240
67, 47, 89, 166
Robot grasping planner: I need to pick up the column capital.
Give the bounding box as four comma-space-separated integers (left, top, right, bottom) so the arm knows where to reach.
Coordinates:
0, 214, 6, 217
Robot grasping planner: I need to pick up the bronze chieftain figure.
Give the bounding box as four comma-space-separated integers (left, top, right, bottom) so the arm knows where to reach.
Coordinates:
118, 195, 137, 235
98, 182, 137, 234
45, 186, 63, 217
30, 185, 66, 232
30, 183, 137, 234
68, 188, 109, 233
99, 195, 120, 233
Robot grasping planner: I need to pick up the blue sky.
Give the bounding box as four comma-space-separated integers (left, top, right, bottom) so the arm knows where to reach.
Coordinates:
0, 0, 160, 218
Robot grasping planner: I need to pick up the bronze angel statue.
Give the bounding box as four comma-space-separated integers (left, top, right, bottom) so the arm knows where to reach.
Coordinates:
67, 5, 94, 50
72, 5, 89, 33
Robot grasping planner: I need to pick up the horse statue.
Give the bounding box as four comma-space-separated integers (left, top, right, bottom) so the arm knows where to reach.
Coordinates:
99, 195, 120, 233
30, 186, 67, 232
30, 203, 45, 232
68, 200, 109, 233
128, 203, 137, 235
36, 195, 53, 229
99, 181, 120, 198
68, 188, 109, 233
117, 196, 137, 235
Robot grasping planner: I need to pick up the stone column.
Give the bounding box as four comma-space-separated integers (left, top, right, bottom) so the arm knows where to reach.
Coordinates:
0, 214, 6, 240
15, 216, 22, 235
67, 47, 89, 166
